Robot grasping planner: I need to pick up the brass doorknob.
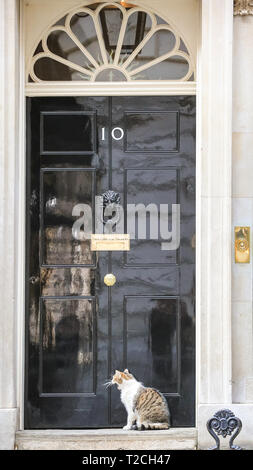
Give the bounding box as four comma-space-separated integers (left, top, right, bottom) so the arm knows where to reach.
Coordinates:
104, 273, 116, 286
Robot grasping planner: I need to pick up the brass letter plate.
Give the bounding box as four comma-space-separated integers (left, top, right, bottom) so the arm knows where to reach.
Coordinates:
235, 226, 250, 263
91, 234, 130, 251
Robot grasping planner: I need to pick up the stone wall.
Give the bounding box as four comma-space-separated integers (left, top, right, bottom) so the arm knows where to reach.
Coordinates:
232, 14, 253, 403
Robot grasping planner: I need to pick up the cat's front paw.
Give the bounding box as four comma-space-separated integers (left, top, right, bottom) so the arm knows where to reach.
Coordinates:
123, 425, 131, 430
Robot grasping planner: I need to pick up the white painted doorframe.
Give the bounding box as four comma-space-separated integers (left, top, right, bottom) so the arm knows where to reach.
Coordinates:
14, 0, 233, 436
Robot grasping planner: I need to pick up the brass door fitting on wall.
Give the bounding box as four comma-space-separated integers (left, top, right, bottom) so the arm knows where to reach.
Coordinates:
235, 226, 250, 263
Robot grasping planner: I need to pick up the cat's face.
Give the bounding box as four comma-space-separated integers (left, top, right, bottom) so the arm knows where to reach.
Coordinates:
112, 369, 134, 388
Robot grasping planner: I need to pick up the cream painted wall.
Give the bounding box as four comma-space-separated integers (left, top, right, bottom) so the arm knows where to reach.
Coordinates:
24, 0, 199, 80
232, 15, 253, 404
0, 0, 20, 450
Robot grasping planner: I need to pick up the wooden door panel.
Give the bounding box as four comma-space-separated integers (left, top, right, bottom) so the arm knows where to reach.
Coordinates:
110, 96, 195, 427
26, 96, 195, 428
26, 97, 109, 428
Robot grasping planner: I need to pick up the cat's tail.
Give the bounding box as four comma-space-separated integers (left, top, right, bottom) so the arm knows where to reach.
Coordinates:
141, 422, 170, 430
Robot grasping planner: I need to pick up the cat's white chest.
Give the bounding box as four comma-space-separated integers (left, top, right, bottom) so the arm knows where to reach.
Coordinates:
120, 381, 141, 413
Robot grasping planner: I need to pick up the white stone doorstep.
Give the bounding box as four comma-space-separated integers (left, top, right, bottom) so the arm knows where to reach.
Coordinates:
15, 428, 197, 451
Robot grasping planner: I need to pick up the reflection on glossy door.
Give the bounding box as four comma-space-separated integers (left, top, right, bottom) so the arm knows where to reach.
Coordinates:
25, 96, 195, 428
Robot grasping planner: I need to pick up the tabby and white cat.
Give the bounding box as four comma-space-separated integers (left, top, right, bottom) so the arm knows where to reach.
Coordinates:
109, 369, 170, 430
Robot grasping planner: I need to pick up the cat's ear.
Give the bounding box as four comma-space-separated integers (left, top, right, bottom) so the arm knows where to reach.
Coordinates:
115, 370, 120, 374
124, 369, 129, 373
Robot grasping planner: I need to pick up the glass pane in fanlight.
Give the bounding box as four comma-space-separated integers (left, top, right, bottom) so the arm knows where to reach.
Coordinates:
127, 28, 191, 80
99, 8, 122, 56
155, 14, 169, 25
95, 68, 127, 81
128, 29, 177, 69
54, 14, 68, 27
131, 56, 190, 81
47, 30, 91, 69
120, 11, 152, 57
34, 57, 90, 81
70, 12, 103, 65
31, 5, 193, 82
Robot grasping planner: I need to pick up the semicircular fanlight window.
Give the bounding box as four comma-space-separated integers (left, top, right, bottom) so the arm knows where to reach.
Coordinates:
29, 2, 194, 83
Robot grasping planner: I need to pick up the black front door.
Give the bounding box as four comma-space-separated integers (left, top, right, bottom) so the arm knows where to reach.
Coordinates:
25, 96, 195, 429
